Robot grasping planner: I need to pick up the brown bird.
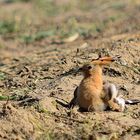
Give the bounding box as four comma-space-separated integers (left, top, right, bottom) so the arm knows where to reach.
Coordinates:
69, 56, 140, 112
69, 56, 118, 111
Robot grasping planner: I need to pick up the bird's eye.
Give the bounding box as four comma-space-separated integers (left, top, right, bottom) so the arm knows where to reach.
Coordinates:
88, 65, 92, 69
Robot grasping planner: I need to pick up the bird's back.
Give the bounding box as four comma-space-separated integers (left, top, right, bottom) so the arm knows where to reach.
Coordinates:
77, 77, 106, 111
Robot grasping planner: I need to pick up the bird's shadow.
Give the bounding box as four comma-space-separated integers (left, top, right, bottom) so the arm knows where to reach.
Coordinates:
56, 99, 113, 112
55, 99, 69, 108
56, 99, 92, 112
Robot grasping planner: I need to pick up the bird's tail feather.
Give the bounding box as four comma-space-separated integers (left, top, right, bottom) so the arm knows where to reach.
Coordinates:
125, 99, 140, 105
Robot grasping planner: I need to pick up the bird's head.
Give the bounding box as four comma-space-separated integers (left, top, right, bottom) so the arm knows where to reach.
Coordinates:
78, 63, 97, 77
78, 55, 120, 77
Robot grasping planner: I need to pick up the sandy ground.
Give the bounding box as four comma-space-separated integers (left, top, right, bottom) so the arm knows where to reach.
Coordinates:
0, 0, 140, 139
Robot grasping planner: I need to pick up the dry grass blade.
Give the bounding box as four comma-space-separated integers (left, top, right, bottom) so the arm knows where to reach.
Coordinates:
63, 33, 79, 43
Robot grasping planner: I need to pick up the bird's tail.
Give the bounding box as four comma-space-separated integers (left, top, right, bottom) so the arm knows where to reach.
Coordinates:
125, 99, 140, 105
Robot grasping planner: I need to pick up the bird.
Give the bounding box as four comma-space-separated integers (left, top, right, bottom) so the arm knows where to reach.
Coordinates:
68, 56, 140, 112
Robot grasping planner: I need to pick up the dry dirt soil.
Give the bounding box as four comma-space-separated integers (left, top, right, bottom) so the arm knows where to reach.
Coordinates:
0, 0, 140, 140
